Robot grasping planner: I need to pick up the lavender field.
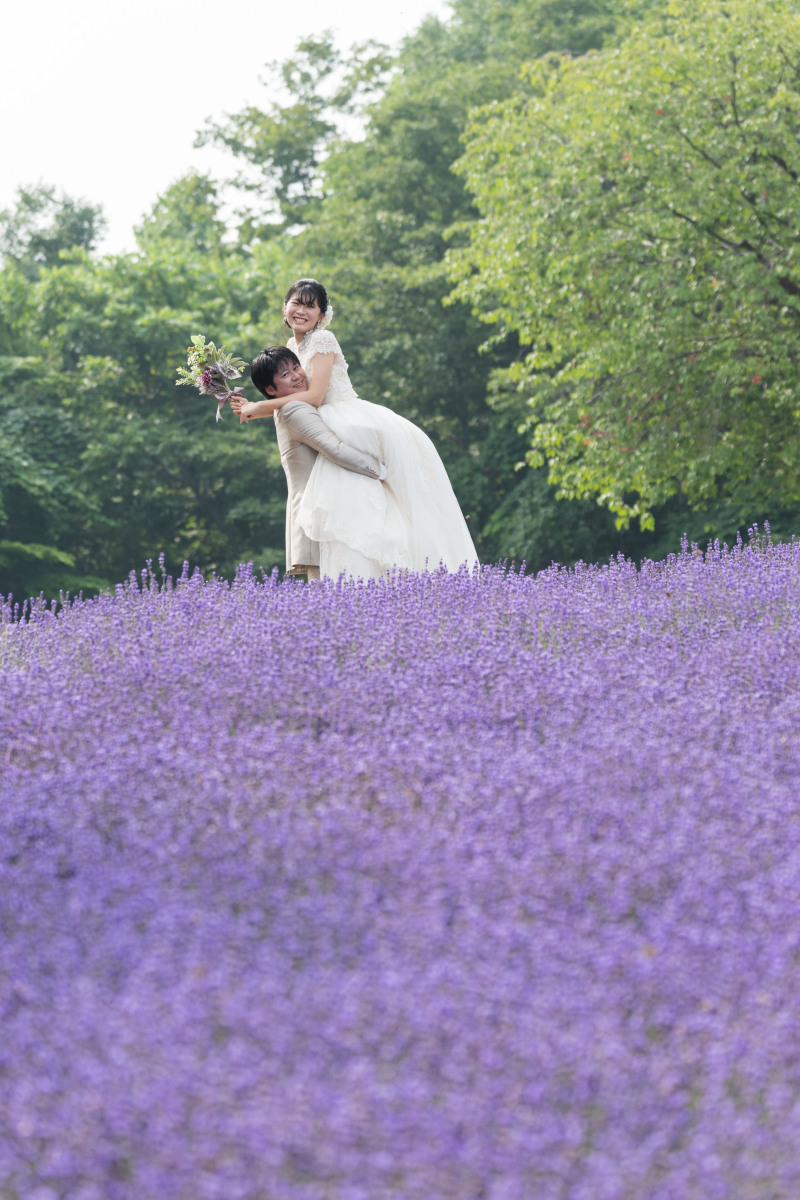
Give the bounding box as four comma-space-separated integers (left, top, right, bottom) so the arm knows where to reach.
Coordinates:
2, 533, 800, 1199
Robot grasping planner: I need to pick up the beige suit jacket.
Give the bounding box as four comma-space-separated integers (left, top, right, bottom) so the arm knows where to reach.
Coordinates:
274, 400, 382, 572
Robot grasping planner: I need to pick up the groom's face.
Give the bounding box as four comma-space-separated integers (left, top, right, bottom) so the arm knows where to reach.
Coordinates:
267, 359, 307, 398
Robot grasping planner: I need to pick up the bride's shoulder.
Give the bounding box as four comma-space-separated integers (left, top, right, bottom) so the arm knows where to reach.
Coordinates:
308, 328, 341, 356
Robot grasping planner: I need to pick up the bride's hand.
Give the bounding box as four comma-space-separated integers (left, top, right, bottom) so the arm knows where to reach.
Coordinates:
234, 400, 258, 422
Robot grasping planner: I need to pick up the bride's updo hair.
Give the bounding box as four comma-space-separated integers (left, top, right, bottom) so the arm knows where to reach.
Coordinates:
284, 277, 329, 321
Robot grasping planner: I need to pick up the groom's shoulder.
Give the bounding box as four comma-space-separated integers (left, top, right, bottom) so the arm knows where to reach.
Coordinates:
278, 400, 326, 442
280, 399, 321, 421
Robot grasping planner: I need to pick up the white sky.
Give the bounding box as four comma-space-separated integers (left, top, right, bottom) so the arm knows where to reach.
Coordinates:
2, 0, 451, 255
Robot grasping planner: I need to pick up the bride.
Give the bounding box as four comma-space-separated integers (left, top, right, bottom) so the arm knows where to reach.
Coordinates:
233, 278, 478, 581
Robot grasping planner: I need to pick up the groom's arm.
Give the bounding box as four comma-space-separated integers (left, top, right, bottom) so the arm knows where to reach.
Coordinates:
279, 400, 386, 480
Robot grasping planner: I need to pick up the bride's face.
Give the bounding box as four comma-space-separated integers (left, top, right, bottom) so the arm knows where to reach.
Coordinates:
283, 292, 322, 335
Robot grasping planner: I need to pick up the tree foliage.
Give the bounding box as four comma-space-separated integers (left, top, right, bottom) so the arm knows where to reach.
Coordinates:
0, 178, 291, 600
196, 34, 393, 236
0, 185, 105, 279
450, 0, 800, 526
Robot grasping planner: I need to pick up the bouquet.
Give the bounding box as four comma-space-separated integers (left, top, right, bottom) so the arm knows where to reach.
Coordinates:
176, 335, 248, 422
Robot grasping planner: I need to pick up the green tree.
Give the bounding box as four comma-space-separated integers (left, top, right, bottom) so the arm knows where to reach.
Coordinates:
0, 184, 105, 279
197, 33, 393, 237
135, 173, 227, 255
0, 177, 293, 600
450, 0, 800, 528
0, 187, 109, 598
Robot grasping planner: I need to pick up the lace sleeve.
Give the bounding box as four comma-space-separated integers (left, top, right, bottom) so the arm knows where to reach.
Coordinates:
304, 329, 341, 361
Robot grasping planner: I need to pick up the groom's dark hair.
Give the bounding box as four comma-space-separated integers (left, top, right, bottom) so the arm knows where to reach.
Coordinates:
250, 346, 301, 397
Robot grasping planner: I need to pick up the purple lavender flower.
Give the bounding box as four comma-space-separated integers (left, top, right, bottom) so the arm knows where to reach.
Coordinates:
2, 530, 800, 1197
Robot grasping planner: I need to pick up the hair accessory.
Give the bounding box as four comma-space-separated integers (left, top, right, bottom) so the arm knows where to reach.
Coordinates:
317, 304, 334, 330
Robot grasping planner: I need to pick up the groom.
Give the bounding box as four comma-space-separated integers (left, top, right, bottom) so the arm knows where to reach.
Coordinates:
237, 346, 385, 580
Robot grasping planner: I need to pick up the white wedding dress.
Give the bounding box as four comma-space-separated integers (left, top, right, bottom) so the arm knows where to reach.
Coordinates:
293, 329, 478, 580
